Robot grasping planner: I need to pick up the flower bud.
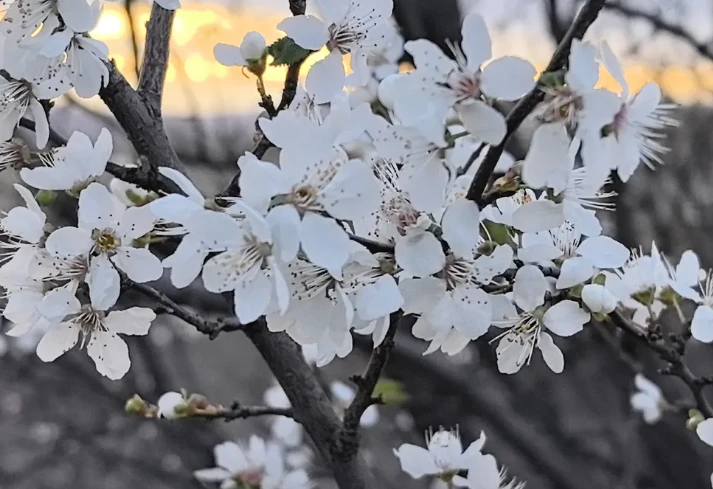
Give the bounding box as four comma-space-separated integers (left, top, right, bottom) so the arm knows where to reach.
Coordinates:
582, 284, 617, 314
35, 189, 57, 207
687, 409, 705, 431
157, 391, 188, 419
125, 394, 150, 417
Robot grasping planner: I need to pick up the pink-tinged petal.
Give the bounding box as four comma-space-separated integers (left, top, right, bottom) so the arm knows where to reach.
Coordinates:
395, 232, 446, 278
300, 212, 350, 279
513, 265, 547, 312
538, 332, 564, 373
512, 201, 565, 233
543, 300, 589, 337
111, 247, 163, 283
481, 56, 536, 101
461, 12, 492, 70
36, 323, 79, 362
277, 15, 329, 51
104, 307, 155, 336
214, 42, 246, 66
306, 50, 346, 104
457, 100, 506, 146
88, 253, 120, 311
87, 331, 130, 380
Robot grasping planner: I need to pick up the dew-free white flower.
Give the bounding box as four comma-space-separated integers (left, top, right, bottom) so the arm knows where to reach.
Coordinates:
238, 148, 380, 277
194, 438, 310, 489
157, 391, 188, 419
494, 265, 590, 374
21, 128, 112, 191
453, 450, 525, 489
214, 31, 267, 67
604, 243, 669, 310
0, 76, 48, 148
278, 0, 394, 87
394, 428, 485, 480
44, 182, 161, 309
35, 286, 156, 379
580, 42, 677, 182
393, 12, 535, 147
697, 419, 713, 448
630, 374, 665, 424
202, 201, 292, 324
690, 268, 713, 343
518, 223, 629, 290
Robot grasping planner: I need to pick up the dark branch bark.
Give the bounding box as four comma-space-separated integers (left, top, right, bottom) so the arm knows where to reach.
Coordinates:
244, 324, 375, 489
465, 0, 608, 205
137, 4, 175, 118
196, 404, 294, 421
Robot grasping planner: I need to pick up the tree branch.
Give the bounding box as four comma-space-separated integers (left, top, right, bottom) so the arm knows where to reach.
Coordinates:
196, 403, 294, 421
244, 324, 375, 489
342, 313, 400, 435
605, 2, 713, 61
464, 0, 608, 205
137, 4, 175, 118
609, 311, 713, 418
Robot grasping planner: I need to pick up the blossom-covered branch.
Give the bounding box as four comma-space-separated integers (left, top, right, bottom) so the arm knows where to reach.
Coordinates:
465, 0, 608, 204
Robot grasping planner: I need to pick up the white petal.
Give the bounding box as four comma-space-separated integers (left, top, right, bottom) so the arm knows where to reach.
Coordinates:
566, 40, 599, 93
577, 236, 629, 268
87, 331, 130, 380
104, 307, 155, 336
496, 336, 526, 374
563, 201, 602, 237
88, 254, 120, 311
321, 159, 380, 220
461, 12, 492, 70
355, 275, 403, 321
57, 0, 96, 33
238, 153, 291, 212
158, 167, 204, 205
393, 444, 439, 479
400, 158, 449, 214
266, 205, 301, 263
697, 419, 713, 448
457, 101, 506, 146
556, 256, 594, 289
306, 50, 346, 104
692, 306, 713, 343
513, 265, 547, 312
441, 198, 481, 259
360, 405, 380, 427
399, 277, 447, 314
600, 41, 628, 96
37, 286, 81, 322
300, 212, 350, 279
581, 284, 617, 314
233, 272, 273, 324
2, 207, 44, 244
78, 182, 121, 229
314, 0, 349, 23
214, 42, 246, 66
117, 205, 156, 241
36, 323, 79, 362
543, 300, 589, 337
537, 332, 564, 373
271, 262, 290, 315
629, 83, 662, 122
512, 201, 565, 233
278, 15, 329, 51
111, 247, 163, 283
148, 194, 201, 223
522, 123, 573, 193
29, 98, 49, 149
45, 227, 93, 259
481, 56, 536, 101
395, 232, 446, 277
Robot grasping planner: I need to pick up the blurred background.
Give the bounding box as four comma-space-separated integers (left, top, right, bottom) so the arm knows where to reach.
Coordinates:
3, 0, 713, 488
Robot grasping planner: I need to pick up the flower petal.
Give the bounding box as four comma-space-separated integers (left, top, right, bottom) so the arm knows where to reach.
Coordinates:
556, 256, 594, 289
538, 331, 564, 373
111, 247, 163, 283
214, 42, 246, 66
521, 123, 573, 194
457, 100, 506, 146
441, 198, 481, 259
461, 12, 492, 70
481, 56, 536, 101
36, 323, 79, 362
692, 305, 713, 343
87, 331, 131, 380
278, 15, 329, 51
355, 275, 403, 321
300, 212, 350, 279
513, 265, 547, 312
88, 253, 120, 311
512, 201, 565, 233
393, 444, 439, 479
576, 235, 629, 268
395, 232, 446, 278
104, 307, 156, 336
306, 50, 346, 104
543, 300, 589, 337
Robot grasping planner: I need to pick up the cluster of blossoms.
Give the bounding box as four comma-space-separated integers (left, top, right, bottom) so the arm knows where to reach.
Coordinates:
3, 0, 713, 486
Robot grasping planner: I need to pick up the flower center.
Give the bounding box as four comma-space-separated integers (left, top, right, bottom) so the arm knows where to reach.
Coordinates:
93, 229, 120, 253
601, 104, 628, 140
440, 254, 472, 289
289, 185, 319, 211
447, 70, 481, 101
233, 468, 264, 488
75, 308, 107, 339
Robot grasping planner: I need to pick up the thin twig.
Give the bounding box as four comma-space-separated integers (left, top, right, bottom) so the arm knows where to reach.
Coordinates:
464, 0, 608, 205
197, 404, 294, 421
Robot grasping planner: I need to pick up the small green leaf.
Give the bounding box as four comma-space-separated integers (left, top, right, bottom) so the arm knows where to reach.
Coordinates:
483, 220, 512, 246
35, 189, 57, 207
373, 378, 410, 406
268, 37, 312, 66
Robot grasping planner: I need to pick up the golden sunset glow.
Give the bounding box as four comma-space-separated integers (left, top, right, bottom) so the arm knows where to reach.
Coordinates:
87, 3, 712, 115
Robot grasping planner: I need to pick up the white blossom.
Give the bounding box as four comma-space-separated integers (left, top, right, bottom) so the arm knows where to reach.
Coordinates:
214, 32, 267, 67
0, 76, 48, 148
630, 374, 665, 424
157, 391, 188, 419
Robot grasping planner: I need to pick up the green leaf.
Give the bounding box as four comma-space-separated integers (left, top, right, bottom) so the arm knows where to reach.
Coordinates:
483, 220, 512, 246
268, 37, 312, 66
373, 378, 410, 406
